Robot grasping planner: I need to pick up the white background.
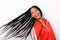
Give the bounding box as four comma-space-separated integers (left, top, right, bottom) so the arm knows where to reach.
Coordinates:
0, 0, 60, 40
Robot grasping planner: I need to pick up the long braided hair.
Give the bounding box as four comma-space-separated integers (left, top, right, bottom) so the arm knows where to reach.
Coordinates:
0, 5, 42, 40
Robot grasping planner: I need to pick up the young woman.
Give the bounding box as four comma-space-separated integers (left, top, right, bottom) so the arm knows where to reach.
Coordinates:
0, 6, 56, 40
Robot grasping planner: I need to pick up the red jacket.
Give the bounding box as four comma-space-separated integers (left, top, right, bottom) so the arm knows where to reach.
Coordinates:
33, 18, 56, 40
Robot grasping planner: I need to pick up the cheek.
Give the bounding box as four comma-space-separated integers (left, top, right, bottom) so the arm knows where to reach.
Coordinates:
31, 14, 35, 18
32, 14, 37, 19
37, 11, 41, 16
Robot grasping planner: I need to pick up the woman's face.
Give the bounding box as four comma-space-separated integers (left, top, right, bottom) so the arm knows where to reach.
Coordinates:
30, 7, 42, 20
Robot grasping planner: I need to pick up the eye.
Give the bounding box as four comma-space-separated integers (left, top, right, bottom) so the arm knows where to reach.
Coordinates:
35, 9, 37, 11
35, 9, 38, 12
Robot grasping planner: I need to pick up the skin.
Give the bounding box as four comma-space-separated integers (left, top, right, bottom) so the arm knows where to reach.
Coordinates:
30, 7, 47, 27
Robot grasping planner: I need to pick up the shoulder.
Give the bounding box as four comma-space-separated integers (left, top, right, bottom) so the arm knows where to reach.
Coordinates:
42, 18, 50, 24
34, 17, 49, 22
42, 18, 48, 21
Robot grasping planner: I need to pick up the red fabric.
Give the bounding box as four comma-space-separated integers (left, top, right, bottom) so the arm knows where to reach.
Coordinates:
33, 18, 56, 40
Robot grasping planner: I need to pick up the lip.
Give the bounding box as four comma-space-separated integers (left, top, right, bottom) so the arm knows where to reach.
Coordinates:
35, 13, 40, 17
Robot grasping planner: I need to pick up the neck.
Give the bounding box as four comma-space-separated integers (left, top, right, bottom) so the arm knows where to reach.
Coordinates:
37, 17, 47, 27
38, 17, 43, 22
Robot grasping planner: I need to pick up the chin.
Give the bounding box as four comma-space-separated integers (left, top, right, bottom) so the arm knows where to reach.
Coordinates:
36, 17, 41, 20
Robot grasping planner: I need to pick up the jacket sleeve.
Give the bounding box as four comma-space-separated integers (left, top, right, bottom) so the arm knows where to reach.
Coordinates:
47, 21, 56, 40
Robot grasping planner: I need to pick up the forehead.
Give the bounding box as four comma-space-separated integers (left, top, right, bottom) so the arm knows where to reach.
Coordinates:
30, 7, 38, 12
